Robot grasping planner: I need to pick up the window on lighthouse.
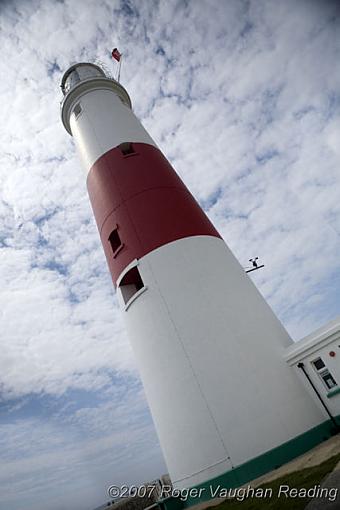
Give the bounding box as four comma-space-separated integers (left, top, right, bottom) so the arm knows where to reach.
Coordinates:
119, 266, 144, 305
73, 102, 82, 118
109, 228, 123, 257
119, 142, 135, 156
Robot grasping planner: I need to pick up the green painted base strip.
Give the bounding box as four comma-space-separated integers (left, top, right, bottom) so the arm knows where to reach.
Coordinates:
327, 387, 340, 398
157, 416, 340, 510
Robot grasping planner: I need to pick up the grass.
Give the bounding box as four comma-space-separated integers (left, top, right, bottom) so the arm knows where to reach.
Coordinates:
215, 452, 340, 510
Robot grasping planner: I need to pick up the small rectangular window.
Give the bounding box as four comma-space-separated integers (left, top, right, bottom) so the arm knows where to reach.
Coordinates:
119, 142, 135, 156
108, 228, 122, 257
73, 103, 82, 117
312, 357, 338, 390
119, 266, 144, 306
313, 358, 325, 371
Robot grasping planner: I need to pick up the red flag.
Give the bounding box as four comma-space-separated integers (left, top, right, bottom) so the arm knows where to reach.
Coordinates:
111, 48, 121, 62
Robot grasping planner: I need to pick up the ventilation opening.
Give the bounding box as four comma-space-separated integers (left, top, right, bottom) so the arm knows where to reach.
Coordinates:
73, 103, 82, 118
119, 142, 135, 156
119, 266, 144, 305
108, 228, 123, 257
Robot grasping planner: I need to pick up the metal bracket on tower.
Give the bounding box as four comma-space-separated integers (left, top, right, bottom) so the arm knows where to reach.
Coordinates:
245, 257, 264, 273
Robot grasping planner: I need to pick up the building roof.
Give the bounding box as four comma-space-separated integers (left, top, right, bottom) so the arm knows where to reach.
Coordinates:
284, 315, 340, 365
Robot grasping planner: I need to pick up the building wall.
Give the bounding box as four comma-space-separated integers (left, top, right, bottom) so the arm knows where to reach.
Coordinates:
285, 317, 340, 418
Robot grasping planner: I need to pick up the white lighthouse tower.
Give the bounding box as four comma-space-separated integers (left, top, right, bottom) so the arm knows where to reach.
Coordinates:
60, 63, 332, 494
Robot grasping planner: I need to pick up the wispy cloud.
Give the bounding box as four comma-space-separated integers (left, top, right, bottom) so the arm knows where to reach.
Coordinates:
1, 0, 340, 508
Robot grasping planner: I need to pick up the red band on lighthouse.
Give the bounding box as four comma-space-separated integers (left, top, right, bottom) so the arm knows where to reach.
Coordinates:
87, 143, 221, 284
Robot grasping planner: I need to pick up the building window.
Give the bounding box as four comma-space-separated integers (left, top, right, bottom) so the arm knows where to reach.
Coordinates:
108, 228, 123, 257
119, 142, 135, 156
312, 357, 338, 390
119, 266, 145, 306
313, 358, 325, 371
73, 102, 82, 118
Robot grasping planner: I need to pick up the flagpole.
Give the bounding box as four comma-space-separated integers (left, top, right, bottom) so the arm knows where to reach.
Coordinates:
117, 54, 123, 83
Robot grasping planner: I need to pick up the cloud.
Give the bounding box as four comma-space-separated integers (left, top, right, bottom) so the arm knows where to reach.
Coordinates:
1, 0, 340, 508
0, 381, 166, 510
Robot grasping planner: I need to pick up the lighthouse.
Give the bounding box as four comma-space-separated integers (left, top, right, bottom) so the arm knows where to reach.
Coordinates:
60, 63, 332, 494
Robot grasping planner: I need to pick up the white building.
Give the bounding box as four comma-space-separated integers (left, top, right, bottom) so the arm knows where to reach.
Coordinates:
285, 316, 340, 426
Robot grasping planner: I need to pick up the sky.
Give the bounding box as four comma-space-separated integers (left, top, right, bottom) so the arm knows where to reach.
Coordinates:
1, 0, 340, 509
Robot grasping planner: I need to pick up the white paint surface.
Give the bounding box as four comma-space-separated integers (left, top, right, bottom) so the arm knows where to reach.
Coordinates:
68, 88, 157, 172
117, 235, 326, 488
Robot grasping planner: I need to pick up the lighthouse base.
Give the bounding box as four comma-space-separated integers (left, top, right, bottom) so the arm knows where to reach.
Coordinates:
157, 415, 340, 510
